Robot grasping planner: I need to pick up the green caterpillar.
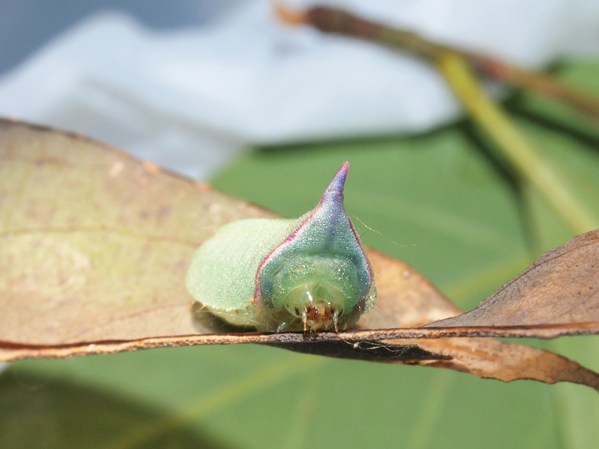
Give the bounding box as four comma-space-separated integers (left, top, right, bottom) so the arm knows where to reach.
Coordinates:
186, 162, 376, 332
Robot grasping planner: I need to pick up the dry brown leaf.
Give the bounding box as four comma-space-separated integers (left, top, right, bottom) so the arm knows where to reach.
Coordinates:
1, 119, 598, 392
426, 229, 599, 327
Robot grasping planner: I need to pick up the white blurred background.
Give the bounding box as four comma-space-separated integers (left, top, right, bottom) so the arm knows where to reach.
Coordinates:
1, 0, 597, 179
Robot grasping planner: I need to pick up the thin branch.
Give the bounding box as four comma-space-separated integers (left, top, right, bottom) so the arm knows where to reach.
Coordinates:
276, 3, 599, 233
277, 4, 599, 118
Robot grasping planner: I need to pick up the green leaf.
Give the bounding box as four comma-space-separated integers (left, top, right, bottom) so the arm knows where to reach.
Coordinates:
4, 60, 598, 449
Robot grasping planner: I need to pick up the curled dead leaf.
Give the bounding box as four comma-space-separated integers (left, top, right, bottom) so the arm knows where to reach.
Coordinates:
426, 229, 599, 328
0, 119, 598, 392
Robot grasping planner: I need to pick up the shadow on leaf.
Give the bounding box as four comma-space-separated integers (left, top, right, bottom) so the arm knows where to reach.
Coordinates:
0, 370, 236, 449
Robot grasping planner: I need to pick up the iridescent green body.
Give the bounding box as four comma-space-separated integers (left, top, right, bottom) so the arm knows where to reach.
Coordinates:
185, 162, 376, 332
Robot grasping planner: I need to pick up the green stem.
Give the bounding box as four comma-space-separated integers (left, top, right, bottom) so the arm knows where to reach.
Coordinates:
300, 5, 599, 118
438, 52, 598, 234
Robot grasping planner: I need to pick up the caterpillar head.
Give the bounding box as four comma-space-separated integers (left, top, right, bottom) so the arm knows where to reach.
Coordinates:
254, 162, 375, 333
266, 254, 362, 332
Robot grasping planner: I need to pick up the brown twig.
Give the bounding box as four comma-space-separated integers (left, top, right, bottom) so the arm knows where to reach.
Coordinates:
274, 2, 599, 233
276, 4, 599, 118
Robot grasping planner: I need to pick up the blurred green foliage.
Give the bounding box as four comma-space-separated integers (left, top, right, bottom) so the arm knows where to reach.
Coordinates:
1, 60, 598, 449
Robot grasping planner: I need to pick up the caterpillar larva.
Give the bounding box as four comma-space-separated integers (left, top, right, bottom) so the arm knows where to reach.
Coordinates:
186, 162, 376, 332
